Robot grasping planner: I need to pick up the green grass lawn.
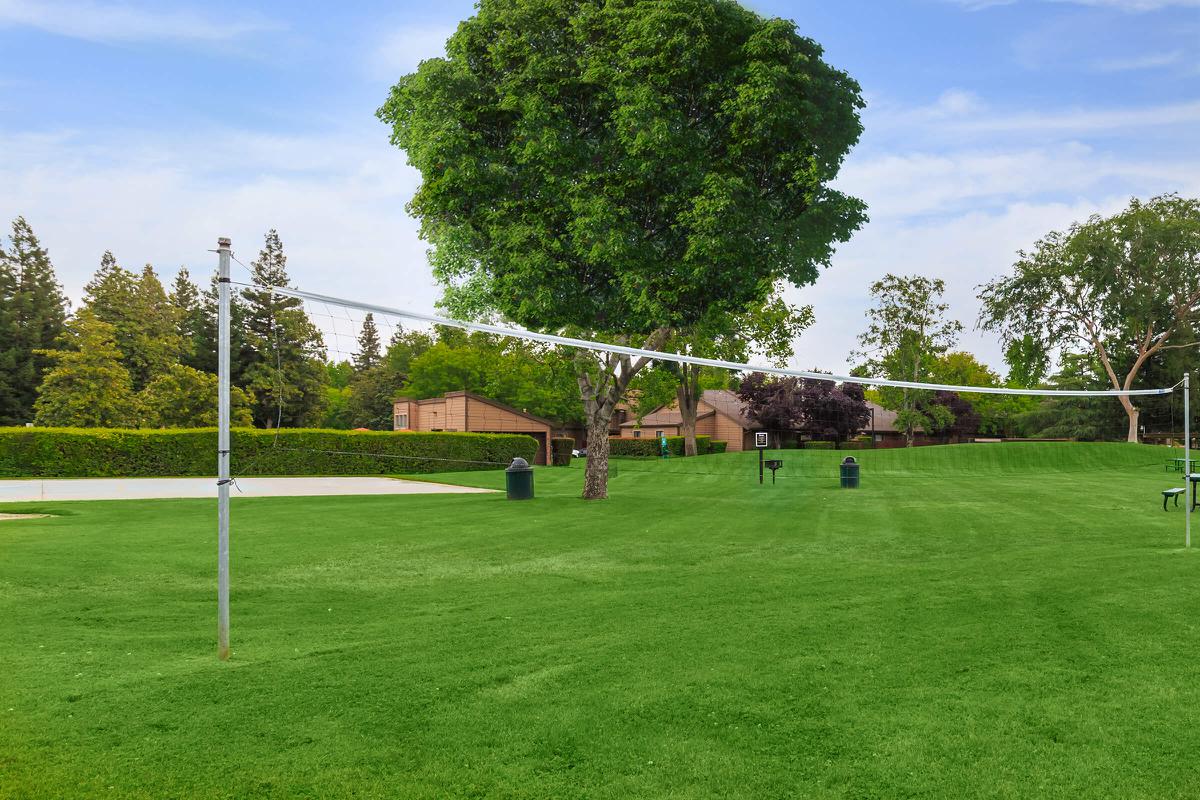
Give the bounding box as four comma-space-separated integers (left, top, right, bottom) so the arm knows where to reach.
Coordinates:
2, 443, 1200, 798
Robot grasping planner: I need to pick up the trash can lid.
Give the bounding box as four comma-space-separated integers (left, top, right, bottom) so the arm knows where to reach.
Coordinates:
507, 457, 531, 470
841, 456, 857, 464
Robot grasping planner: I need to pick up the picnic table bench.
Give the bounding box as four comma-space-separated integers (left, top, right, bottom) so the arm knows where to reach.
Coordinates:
1164, 487, 1186, 510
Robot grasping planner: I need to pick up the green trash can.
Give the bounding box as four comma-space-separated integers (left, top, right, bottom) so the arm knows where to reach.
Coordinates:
505, 457, 534, 500
839, 456, 860, 489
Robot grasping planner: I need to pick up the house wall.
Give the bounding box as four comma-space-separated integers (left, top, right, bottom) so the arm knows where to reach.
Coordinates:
393, 394, 551, 464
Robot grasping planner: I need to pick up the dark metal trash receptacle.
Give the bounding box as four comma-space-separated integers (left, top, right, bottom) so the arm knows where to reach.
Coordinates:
840, 456, 860, 488
505, 457, 534, 500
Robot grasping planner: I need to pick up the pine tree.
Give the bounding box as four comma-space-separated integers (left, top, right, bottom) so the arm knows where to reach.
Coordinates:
0, 239, 19, 424
169, 268, 207, 371
7, 218, 68, 423
353, 313, 382, 372
240, 229, 326, 426
82, 255, 180, 390
33, 310, 139, 428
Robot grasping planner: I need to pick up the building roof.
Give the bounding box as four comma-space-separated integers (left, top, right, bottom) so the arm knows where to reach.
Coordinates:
619, 408, 714, 428
701, 389, 753, 429
620, 388, 751, 430
865, 401, 901, 433
396, 391, 556, 427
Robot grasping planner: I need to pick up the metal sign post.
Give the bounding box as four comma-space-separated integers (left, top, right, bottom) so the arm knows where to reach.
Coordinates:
216, 237, 232, 660
755, 431, 768, 484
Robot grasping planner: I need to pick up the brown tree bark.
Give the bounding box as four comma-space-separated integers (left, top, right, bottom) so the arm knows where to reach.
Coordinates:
577, 329, 671, 500
676, 363, 701, 457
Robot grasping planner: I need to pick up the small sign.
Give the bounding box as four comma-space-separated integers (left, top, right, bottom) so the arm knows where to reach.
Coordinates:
755, 432, 769, 449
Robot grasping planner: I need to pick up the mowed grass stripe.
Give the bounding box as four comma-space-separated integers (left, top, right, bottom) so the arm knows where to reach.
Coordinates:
1, 443, 1198, 798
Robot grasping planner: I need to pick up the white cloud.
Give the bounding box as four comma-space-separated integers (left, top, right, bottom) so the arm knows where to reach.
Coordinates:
1092, 49, 1186, 71
0, 0, 280, 43
0, 127, 442, 334
368, 25, 456, 80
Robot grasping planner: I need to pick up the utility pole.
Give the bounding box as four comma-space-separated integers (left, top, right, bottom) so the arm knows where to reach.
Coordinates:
217, 237, 232, 659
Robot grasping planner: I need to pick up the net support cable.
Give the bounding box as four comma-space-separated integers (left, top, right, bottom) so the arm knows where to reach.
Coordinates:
241, 281, 1174, 398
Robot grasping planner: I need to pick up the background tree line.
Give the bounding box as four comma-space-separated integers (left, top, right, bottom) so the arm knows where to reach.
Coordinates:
0, 223, 588, 431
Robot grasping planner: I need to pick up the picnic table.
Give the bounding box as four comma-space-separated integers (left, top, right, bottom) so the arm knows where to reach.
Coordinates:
1187, 474, 1200, 510
1167, 458, 1189, 472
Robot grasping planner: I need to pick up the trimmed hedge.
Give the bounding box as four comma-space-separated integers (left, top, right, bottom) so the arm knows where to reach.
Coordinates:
0, 427, 538, 478
608, 435, 716, 457
710, 440, 728, 454
550, 437, 574, 466
804, 441, 836, 450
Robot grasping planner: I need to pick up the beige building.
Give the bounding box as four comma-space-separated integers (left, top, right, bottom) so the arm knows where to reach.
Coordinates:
618, 389, 758, 451
393, 391, 556, 465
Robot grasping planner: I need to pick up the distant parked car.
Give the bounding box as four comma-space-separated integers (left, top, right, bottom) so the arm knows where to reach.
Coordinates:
572, 448, 587, 458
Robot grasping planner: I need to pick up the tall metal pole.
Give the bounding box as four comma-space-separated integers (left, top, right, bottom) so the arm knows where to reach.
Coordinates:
217, 237, 232, 659
1186, 372, 1191, 549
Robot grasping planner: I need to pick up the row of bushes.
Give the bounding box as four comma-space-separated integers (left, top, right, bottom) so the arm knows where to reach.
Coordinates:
608, 436, 726, 457
0, 428, 539, 478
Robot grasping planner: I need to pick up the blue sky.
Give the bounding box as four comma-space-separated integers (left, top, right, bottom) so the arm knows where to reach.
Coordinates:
2, 0, 1198, 372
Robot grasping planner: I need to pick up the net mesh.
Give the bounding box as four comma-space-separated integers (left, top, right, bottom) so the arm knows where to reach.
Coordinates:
245, 283, 1190, 482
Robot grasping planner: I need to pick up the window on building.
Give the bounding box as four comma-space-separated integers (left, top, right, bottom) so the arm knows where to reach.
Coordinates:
633, 430, 641, 438
394, 413, 409, 430
655, 430, 664, 439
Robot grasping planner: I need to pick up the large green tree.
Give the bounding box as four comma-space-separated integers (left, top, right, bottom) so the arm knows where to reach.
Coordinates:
169, 268, 208, 373
380, 0, 866, 497
82, 254, 180, 391
0, 218, 68, 424
979, 194, 1200, 443
139, 364, 254, 428
853, 274, 963, 446
33, 310, 139, 428
241, 230, 327, 427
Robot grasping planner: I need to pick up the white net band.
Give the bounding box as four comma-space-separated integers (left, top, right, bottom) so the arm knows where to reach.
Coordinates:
241, 282, 1175, 399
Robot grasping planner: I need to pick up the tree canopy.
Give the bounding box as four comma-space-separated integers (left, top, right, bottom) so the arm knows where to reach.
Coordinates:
979, 194, 1200, 442
380, 0, 866, 496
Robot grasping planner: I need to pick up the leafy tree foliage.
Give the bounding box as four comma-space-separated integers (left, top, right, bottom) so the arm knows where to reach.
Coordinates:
854, 274, 963, 446
403, 333, 583, 424
139, 364, 253, 428
670, 294, 812, 455
930, 351, 1034, 438
240, 230, 327, 427
33, 310, 139, 428
980, 194, 1200, 442
82, 254, 180, 390
0, 218, 68, 424
797, 378, 870, 443
737, 372, 804, 446
380, 0, 866, 497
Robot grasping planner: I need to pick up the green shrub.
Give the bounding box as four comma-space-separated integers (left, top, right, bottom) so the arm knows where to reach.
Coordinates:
0, 427, 539, 478
550, 437, 574, 466
804, 441, 835, 450
609, 435, 717, 457
710, 440, 728, 454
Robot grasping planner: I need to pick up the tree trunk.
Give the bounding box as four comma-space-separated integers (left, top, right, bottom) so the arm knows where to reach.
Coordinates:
1124, 400, 1140, 443
576, 328, 671, 500
677, 364, 700, 457
582, 406, 614, 500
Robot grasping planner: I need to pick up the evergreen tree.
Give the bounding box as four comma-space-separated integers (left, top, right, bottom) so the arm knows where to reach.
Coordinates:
82, 254, 179, 390
240, 229, 326, 427
139, 364, 253, 428
354, 313, 382, 372
5, 218, 68, 424
0, 239, 19, 424
195, 272, 253, 379
169, 268, 207, 372
33, 310, 139, 428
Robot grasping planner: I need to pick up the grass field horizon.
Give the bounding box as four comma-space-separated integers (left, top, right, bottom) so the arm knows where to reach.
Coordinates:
3, 441, 1199, 798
